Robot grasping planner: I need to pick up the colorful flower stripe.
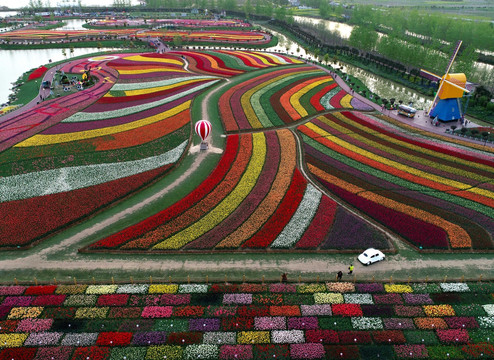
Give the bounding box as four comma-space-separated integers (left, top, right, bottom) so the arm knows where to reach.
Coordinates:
223, 51, 267, 69
375, 111, 494, 157
301, 128, 493, 249
152, 133, 267, 250
0, 120, 189, 178
14, 101, 190, 147
239, 169, 307, 249
329, 89, 353, 109
178, 51, 245, 77
216, 129, 297, 249
268, 74, 329, 126
174, 52, 243, 77
203, 50, 256, 72
304, 120, 494, 207
346, 111, 494, 175
270, 184, 322, 248
183, 132, 281, 250
0, 141, 187, 202
0, 163, 174, 247
159, 30, 268, 43
67, 80, 214, 121
322, 113, 493, 201
282, 75, 332, 120
242, 70, 321, 129
120, 135, 252, 250
86, 135, 240, 250
294, 196, 337, 249
91, 110, 190, 151
42, 93, 196, 135
1, 282, 494, 358
217, 50, 303, 67
109, 75, 212, 92
121, 54, 184, 66
237, 51, 303, 66
0, 59, 117, 153
219, 66, 311, 131
355, 112, 494, 168
320, 86, 342, 111
309, 82, 338, 112
302, 123, 470, 249
330, 112, 493, 186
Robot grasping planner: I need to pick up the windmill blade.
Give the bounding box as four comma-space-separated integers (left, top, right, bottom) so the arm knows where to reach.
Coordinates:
442, 78, 470, 93
420, 69, 442, 82
444, 40, 462, 76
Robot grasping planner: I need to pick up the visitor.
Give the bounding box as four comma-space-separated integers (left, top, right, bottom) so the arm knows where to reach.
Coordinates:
337, 271, 343, 281
281, 273, 287, 283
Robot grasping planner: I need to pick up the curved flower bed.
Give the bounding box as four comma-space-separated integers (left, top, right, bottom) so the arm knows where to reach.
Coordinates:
86, 129, 385, 252
0, 53, 218, 249
157, 30, 270, 45
298, 111, 494, 251
90, 18, 251, 28
218, 65, 357, 131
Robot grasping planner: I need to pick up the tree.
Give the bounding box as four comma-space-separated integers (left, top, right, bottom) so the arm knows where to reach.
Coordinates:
319, 0, 329, 19
274, 6, 287, 22
243, 0, 253, 19
349, 25, 378, 55
323, 53, 330, 65
224, 0, 237, 11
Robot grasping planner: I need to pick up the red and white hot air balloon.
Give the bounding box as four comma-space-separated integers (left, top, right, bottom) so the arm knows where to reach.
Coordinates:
195, 120, 212, 150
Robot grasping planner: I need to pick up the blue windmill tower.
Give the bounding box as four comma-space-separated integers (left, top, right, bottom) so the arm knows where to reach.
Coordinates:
420, 41, 470, 122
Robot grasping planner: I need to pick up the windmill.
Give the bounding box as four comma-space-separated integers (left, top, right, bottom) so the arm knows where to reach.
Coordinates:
420, 40, 470, 122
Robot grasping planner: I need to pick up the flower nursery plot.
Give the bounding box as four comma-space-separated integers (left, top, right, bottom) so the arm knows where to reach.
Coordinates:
0, 281, 493, 359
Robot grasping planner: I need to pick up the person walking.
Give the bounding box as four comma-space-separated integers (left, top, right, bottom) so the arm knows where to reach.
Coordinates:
337, 271, 343, 281
348, 264, 354, 275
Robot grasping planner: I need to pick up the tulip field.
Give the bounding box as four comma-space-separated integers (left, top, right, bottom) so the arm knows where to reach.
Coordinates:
0, 29, 271, 46
0, 281, 493, 359
298, 111, 494, 251
0, 48, 493, 254
89, 18, 252, 28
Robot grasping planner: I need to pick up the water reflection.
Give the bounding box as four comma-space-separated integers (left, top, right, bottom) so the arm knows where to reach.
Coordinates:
57, 19, 89, 31
293, 15, 353, 39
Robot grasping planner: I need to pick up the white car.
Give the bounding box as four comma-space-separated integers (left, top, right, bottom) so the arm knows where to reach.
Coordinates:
358, 248, 386, 266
